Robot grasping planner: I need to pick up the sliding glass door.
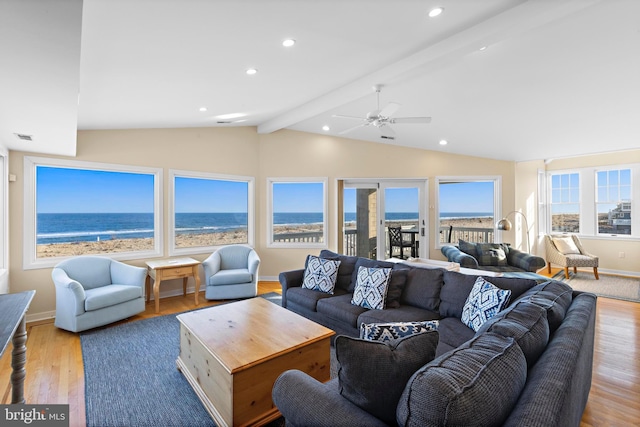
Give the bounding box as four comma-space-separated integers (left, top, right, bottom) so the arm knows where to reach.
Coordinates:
341, 180, 427, 260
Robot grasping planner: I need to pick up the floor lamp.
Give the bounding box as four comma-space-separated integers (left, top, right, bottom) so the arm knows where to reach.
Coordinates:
496, 211, 530, 253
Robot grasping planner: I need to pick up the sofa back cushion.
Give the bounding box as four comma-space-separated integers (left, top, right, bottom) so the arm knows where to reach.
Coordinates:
476, 243, 509, 266
476, 300, 550, 367
517, 280, 573, 332
336, 331, 439, 425
440, 271, 537, 319
397, 332, 527, 427
400, 267, 444, 311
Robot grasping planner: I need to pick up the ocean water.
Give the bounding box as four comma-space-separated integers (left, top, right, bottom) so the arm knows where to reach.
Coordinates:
36, 211, 492, 244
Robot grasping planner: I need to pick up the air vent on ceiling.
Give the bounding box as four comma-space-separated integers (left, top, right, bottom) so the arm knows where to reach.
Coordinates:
216, 121, 232, 124
380, 135, 395, 140
14, 133, 33, 142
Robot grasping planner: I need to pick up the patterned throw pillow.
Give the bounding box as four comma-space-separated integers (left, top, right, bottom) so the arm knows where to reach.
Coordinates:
360, 320, 440, 344
351, 266, 392, 310
476, 243, 509, 266
461, 277, 512, 332
302, 255, 341, 294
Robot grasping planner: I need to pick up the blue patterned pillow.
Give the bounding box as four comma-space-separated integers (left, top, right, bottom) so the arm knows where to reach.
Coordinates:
461, 277, 511, 332
351, 266, 392, 310
302, 255, 341, 294
360, 320, 440, 344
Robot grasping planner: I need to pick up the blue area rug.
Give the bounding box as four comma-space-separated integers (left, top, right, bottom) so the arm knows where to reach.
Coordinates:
81, 293, 283, 427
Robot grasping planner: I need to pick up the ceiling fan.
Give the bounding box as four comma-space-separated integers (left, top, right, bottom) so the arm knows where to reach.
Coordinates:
333, 85, 431, 140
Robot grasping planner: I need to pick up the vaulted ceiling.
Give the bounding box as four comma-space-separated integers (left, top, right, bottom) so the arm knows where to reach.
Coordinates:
1, 0, 639, 161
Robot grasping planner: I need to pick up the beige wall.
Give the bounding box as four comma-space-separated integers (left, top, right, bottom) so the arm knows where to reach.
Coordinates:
6, 126, 519, 319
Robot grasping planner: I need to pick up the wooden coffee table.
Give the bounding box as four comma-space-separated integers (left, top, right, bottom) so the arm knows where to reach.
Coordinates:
176, 297, 334, 427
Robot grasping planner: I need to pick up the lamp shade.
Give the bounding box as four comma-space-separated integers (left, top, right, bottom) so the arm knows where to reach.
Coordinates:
496, 218, 513, 231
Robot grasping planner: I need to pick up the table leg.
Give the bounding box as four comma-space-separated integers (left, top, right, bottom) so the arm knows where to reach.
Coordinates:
182, 277, 188, 297
154, 274, 161, 314
194, 265, 201, 306
145, 274, 151, 303
11, 315, 27, 404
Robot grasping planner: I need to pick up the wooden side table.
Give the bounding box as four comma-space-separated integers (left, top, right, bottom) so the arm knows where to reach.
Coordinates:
0, 290, 35, 404
145, 257, 201, 313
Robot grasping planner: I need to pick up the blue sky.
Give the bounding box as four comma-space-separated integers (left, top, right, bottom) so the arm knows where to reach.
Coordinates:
175, 177, 248, 213
272, 182, 323, 212
37, 167, 154, 213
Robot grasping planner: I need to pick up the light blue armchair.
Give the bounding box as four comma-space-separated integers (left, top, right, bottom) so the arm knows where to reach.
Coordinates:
202, 245, 260, 300
52, 256, 147, 332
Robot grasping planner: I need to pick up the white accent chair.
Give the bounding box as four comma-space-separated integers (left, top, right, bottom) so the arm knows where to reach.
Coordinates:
545, 234, 599, 280
202, 245, 260, 300
52, 256, 147, 332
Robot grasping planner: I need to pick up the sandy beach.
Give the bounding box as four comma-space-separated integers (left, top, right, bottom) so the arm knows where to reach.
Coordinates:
36, 217, 499, 258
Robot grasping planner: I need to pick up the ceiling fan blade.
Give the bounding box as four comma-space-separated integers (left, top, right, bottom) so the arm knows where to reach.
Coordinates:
379, 125, 396, 140
379, 102, 400, 118
390, 117, 432, 124
339, 123, 367, 135
332, 114, 367, 121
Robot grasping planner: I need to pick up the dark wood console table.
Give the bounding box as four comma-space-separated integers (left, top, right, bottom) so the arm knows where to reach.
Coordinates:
0, 290, 35, 404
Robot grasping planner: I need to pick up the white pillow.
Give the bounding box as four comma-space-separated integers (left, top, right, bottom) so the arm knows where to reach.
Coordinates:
552, 236, 581, 254
302, 255, 341, 294
351, 266, 392, 310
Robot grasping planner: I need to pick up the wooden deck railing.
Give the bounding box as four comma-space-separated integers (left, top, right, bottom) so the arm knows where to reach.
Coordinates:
272, 231, 324, 243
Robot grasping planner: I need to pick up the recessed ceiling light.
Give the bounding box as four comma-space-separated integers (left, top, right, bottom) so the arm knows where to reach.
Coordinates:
216, 113, 246, 120
246, 68, 258, 75
479, 46, 487, 51
439, 139, 448, 146
322, 125, 330, 131
428, 7, 443, 18
282, 39, 296, 47
199, 107, 207, 112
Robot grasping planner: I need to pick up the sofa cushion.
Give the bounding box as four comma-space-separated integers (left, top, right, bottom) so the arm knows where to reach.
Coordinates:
317, 293, 367, 328
458, 239, 478, 256
461, 277, 512, 332
319, 250, 359, 291
397, 332, 527, 427
476, 243, 509, 266
286, 287, 341, 312
385, 266, 409, 309
400, 267, 444, 311
476, 300, 549, 367
351, 267, 392, 310
440, 270, 537, 319
336, 331, 439, 425
348, 258, 396, 292
518, 280, 573, 331
360, 320, 439, 344
302, 255, 341, 294
84, 285, 142, 311
357, 304, 439, 327
208, 269, 252, 286
434, 317, 477, 357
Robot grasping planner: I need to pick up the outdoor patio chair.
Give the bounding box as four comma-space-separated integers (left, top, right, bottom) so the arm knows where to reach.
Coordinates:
388, 227, 413, 259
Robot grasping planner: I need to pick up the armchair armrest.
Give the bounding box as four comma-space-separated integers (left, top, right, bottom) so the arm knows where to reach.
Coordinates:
248, 249, 260, 276
278, 268, 304, 308
507, 248, 546, 272
110, 261, 147, 287
272, 370, 388, 427
202, 251, 222, 279
441, 245, 479, 269
52, 267, 86, 316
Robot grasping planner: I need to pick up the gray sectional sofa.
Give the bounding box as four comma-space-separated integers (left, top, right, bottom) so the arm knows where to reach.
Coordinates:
273, 250, 596, 427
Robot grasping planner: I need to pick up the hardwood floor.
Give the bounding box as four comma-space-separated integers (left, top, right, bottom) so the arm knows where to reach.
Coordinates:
1, 279, 639, 427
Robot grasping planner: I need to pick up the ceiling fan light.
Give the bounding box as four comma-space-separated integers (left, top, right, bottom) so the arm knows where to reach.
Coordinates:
428, 7, 443, 18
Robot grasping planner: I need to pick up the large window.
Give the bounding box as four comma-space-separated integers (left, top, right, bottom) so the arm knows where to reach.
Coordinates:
550, 172, 580, 233
169, 170, 254, 255
545, 164, 638, 238
24, 157, 162, 269
596, 168, 631, 235
436, 177, 500, 246
267, 178, 327, 248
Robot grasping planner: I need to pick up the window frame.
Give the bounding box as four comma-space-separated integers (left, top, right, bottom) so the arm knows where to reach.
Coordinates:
595, 167, 632, 237
23, 156, 163, 270
266, 177, 328, 249
548, 171, 581, 234
435, 176, 502, 249
545, 163, 639, 240
168, 169, 255, 256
